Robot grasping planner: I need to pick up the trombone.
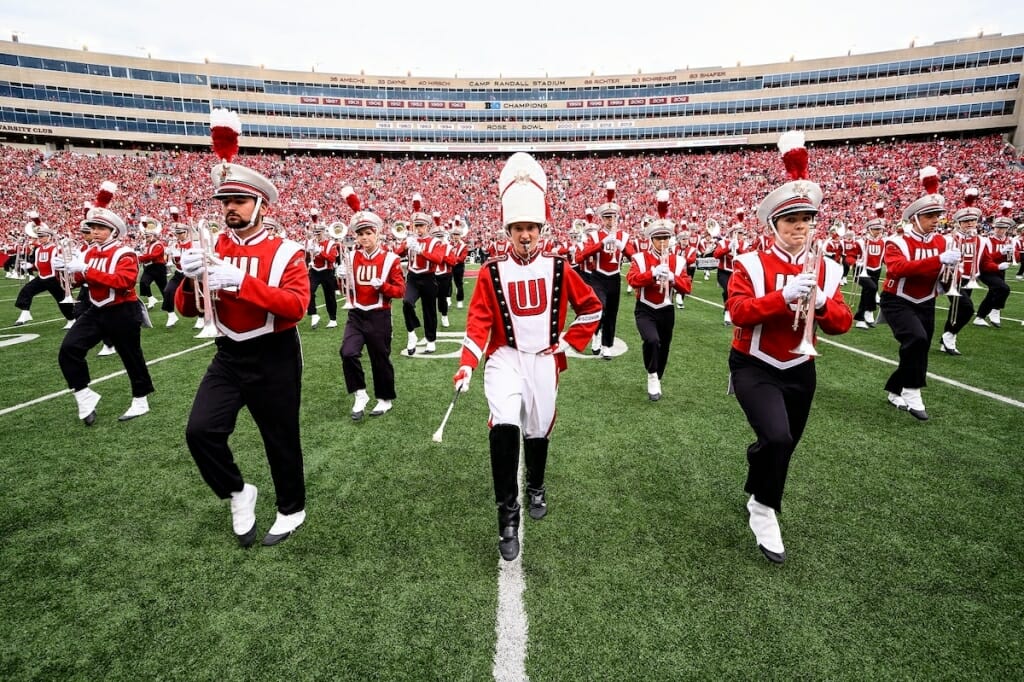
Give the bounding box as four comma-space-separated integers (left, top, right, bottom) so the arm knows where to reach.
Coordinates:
192, 219, 221, 339
328, 221, 356, 309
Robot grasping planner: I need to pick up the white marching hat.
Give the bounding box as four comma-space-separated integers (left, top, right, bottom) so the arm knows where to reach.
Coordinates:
757, 131, 822, 227
212, 163, 279, 204
499, 152, 547, 227
84, 181, 127, 236
644, 218, 675, 240
901, 166, 946, 222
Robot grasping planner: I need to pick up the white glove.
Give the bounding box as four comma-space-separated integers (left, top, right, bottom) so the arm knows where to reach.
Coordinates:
335, 263, 347, 278
180, 247, 206, 278
453, 365, 472, 393
312, 244, 323, 256
541, 334, 571, 355
66, 257, 88, 275
602, 235, 618, 247
405, 235, 419, 252
998, 262, 1011, 271
782, 272, 816, 303
20, 261, 33, 271
207, 259, 245, 290
814, 286, 827, 309
939, 248, 961, 265
652, 264, 672, 281
52, 255, 66, 270
368, 276, 384, 289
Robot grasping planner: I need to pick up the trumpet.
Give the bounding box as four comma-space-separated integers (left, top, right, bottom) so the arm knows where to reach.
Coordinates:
937, 232, 961, 299
57, 236, 78, 303
193, 220, 221, 339
790, 238, 823, 357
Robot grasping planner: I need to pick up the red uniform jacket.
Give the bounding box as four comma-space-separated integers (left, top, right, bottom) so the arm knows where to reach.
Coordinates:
140, 240, 166, 266
626, 250, 693, 308
882, 231, 949, 303
351, 247, 405, 310
310, 238, 340, 271
79, 240, 140, 307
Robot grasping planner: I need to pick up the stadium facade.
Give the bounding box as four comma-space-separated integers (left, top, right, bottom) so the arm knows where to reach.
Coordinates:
0, 34, 1022, 154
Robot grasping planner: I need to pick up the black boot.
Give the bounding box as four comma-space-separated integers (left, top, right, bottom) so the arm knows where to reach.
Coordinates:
490, 424, 521, 560
524, 437, 549, 520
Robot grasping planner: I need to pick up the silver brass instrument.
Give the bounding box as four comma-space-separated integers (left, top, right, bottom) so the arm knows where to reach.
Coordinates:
57, 236, 78, 303
193, 219, 221, 339
937, 232, 962, 299
328, 221, 357, 310
706, 218, 721, 239
791, 237, 823, 357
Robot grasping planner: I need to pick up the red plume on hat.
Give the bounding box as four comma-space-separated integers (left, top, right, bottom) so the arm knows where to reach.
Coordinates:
963, 188, 979, 207
605, 181, 616, 202
919, 166, 939, 195
735, 207, 745, 220
28, 210, 42, 226
432, 211, 442, 227
82, 201, 93, 219
412, 193, 423, 212
1002, 200, 1014, 217
656, 189, 669, 219
310, 207, 320, 222
95, 181, 117, 208
340, 186, 361, 213
874, 200, 885, 218
210, 108, 242, 163
777, 130, 809, 180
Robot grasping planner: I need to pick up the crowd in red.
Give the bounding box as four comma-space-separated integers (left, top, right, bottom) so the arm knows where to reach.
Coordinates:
2, 134, 1020, 250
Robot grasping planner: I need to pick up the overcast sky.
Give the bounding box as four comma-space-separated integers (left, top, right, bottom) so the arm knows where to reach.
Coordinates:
2, 0, 1023, 78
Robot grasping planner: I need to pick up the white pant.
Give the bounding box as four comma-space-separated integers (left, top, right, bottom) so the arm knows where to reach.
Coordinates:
484, 346, 558, 438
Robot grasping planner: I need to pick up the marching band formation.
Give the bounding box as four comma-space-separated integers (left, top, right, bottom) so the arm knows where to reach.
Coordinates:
5, 110, 1022, 561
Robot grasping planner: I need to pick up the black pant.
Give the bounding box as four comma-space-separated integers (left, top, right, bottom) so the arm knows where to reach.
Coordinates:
58, 301, 154, 396
730, 349, 815, 513
975, 271, 1010, 318
435, 274, 453, 316
943, 285, 975, 335
185, 328, 305, 514
15, 276, 74, 319
452, 263, 466, 303
403, 271, 438, 341
307, 269, 338, 320
717, 269, 732, 303
139, 263, 168, 299
634, 304, 675, 377
853, 270, 880, 320
590, 272, 621, 347
161, 272, 184, 313
880, 293, 935, 393
340, 308, 396, 399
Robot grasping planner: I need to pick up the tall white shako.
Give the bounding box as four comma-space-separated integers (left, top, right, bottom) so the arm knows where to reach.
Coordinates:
209, 108, 279, 226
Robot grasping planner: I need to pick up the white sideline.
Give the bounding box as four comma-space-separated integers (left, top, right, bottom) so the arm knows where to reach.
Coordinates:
493, 452, 530, 682
0, 342, 214, 417
687, 294, 1024, 410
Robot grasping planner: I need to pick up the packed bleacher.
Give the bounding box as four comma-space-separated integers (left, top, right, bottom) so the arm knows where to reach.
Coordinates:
2, 134, 1021, 251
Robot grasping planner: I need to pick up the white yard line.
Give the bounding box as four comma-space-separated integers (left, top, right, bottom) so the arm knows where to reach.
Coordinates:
0, 342, 214, 416
493, 451, 530, 682
687, 294, 1024, 410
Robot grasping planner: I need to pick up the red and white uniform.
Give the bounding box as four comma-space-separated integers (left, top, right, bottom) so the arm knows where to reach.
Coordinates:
949, 233, 998, 281
728, 246, 851, 369
881, 231, 949, 302
576, 228, 634, 275
841, 236, 860, 268
139, 239, 167, 266
397, 236, 446, 274
175, 228, 309, 341
629, 234, 651, 255
625, 251, 693, 308
170, 238, 192, 271
309, 238, 340, 271
713, 236, 751, 272
78, 240, 140, 307
860, 235, 885, 272
351, 246, 405, 310
447, 240, 469, 267
982, 233, 1013, 266
461, 252, 602, 437
33, 242, 58, 279
823, 236, 843, 263
487, 239, 512, 259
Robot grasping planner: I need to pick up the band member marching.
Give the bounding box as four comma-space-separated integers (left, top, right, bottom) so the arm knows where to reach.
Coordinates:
880, 166, 958, 420
162, 214, 191, 327
306, 208, 341, 330
448, 216, 470, 309
852, 203, 886, 329
13, 211, 76, 328
727, 131, 852, 564
453, 152, 602, 561
337, 192, 406, 420
395, 194, 446, 355
625, 191, 692, 401
138, 217, 168, 310
972, 201, 1015, 328
176, 109, 310, 547
713, 223, 750, 326
55, 182, 155, 425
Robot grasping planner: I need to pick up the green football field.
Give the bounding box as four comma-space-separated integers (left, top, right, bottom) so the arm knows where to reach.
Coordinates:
1, 268, 1022, 680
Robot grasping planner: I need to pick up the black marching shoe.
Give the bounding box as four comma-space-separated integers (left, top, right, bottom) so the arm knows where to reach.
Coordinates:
527, 487, 547, 520
497, 501, 521, 561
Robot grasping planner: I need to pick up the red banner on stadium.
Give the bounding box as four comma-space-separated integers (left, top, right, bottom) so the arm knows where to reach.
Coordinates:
628, 98, 646, 105
649, 97, 667, 104
387, 101, 405, 108
323, 97, 341, 105
428, 101, 446, 109
345, 98, 363, 106
587, 100, 604, 107
607, 99, 624, 106
670, 96, 689, 103
408, 101, 425, 108
300, 96, 319, 104
567, 101, 583, 108
448, 102, 465, 109
366, 99, 384, 107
